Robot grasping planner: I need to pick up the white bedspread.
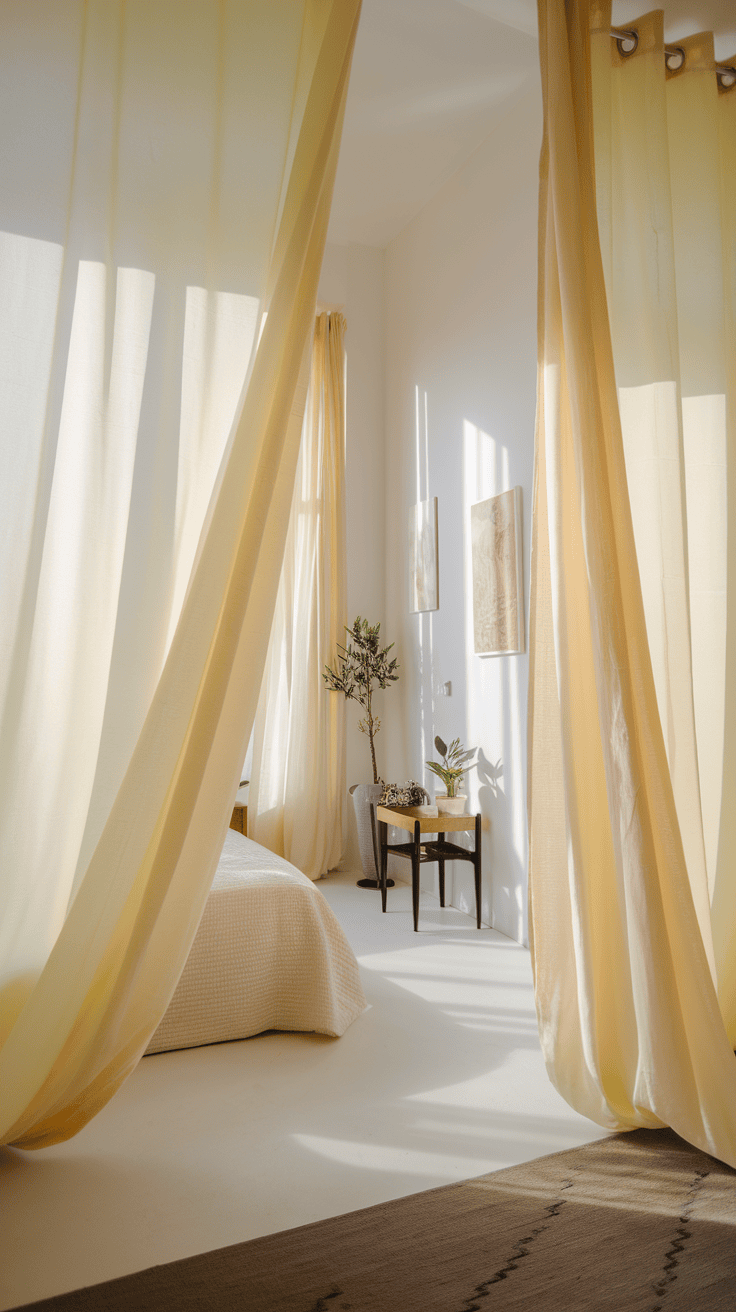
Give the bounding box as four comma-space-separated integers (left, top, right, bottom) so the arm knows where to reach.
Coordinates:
145, 830, 366, 1055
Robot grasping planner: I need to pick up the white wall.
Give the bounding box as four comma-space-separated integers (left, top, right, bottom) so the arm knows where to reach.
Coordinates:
382, 84, 542, 944
318, 243, 386, 871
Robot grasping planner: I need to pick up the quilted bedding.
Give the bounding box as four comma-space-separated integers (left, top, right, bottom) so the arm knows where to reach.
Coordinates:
145, 829, 366, 1054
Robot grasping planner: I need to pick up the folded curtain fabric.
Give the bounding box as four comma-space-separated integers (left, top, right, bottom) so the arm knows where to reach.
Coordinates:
529, 0, 736, 1165
0, 0, 361, 1150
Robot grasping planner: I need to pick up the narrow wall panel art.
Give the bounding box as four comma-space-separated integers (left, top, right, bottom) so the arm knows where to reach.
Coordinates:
471, 487, 524, 655
409, 497, 438, 613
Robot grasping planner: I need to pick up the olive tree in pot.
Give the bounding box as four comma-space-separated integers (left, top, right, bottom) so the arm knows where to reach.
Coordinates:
323, 617, 399, 887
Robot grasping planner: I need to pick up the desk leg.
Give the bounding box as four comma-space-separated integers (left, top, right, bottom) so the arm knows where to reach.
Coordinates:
438, 831, 445, 907
380, 819, 388, 913
412, 819, 421, 932
474, 812, 482, 928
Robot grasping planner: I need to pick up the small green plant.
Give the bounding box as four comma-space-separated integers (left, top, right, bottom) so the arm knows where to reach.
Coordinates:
323, 617, 399, 784
426, 736, 477, 798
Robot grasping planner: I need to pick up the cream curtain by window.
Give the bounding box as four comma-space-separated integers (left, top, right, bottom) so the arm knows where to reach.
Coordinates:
592, 8, 736, 986
249, 312, 347, 880
0, 0, 361, 1150
529, 0, 736, 1165
712, 46, 736, 1037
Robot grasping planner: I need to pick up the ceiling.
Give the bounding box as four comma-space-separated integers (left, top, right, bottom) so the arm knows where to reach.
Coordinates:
328, 0, 736, 249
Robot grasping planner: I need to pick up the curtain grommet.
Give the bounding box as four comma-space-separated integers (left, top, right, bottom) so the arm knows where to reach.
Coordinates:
611, 27, 638, 58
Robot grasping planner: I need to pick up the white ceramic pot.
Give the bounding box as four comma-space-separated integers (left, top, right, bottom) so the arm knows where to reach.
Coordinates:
436, 793, 467, 816
349, 782, 384, 884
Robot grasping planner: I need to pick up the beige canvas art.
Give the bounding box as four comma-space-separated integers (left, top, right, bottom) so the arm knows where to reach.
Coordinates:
471, 487, 524, 655
409, 497, 438, 613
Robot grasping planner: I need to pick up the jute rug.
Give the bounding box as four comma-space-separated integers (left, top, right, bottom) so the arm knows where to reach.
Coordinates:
16, 1128, 736, 1311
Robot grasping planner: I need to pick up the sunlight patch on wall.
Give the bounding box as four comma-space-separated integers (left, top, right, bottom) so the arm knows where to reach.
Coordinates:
507, 642, 525, 888
461, 417, 527, 939
413, 384, 435, 788
461, 419, 500, 916
462, 417, 501, 732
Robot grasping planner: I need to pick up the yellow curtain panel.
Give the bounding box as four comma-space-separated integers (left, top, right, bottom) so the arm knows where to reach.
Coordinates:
530, 0, 736, 1164
0, 0, 361, 1150
250, 312, 348, 880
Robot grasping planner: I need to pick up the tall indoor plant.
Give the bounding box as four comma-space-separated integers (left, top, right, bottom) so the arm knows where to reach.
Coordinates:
324, 617, 399, 885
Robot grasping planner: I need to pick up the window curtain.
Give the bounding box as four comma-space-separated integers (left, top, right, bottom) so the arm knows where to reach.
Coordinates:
529, 0, 736, 1165
0, 0, 361, 1150
591, 4, 736, 1034
249, 311, 347, 880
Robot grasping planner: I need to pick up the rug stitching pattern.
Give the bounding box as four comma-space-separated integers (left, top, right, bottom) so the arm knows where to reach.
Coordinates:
306, 1285, 350, 1312
455, 1176, 576, 1310
649, 1168, 710, 1311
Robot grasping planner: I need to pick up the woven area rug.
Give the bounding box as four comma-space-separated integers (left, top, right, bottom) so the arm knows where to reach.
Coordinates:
16, 1128, 736, 1311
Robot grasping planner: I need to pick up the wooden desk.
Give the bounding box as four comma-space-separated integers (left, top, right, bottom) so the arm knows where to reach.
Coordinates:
375, 804, 481, 932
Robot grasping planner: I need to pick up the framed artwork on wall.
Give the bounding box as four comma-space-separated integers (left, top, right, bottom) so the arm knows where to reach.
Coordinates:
471, 487, 524, 655
409, 496, 439, 613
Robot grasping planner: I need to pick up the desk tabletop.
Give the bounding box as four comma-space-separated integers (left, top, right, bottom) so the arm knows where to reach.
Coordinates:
376, 804, 477, 833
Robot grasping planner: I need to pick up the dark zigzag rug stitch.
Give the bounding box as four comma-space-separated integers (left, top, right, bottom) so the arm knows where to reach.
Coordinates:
457, 1177, 576, 1310
13, 1128, 736, 1312
650, 1168, 711, 1312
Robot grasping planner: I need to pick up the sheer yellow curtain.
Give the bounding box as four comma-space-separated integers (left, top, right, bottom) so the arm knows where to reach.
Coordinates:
250, 312, 347, 880
592, 7, 736, 989
712, 47, 736, 1037
0, 0, 361, 1150
530, 0, 736, 1164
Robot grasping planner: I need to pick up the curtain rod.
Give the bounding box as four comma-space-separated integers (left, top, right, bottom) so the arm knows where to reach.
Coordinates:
610, 27, 736, 86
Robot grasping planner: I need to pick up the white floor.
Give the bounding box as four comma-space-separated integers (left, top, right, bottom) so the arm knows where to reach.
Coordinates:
0, 872, 607, 1310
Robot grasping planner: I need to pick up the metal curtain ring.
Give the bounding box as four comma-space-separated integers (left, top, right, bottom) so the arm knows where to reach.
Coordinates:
611, 27, 638, 57
665, 45, 686, 72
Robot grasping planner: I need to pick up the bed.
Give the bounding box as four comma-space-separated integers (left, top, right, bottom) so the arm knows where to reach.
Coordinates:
145, 829, 366, 1055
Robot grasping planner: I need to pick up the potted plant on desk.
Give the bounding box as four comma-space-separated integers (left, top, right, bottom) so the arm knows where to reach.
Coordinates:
323, 617, 399, 887
426, 736, 477, 815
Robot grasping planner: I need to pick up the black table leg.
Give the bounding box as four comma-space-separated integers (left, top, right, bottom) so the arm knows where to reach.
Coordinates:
380, 818, 388, 913
438, 831, 445, 906
474, 812, 482, 928
412, 819, 421, 931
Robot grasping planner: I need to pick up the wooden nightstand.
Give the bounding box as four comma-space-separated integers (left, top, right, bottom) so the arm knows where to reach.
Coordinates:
230, 780, 249, 837
230, 804, 247, 836
375, 804, 482, 932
